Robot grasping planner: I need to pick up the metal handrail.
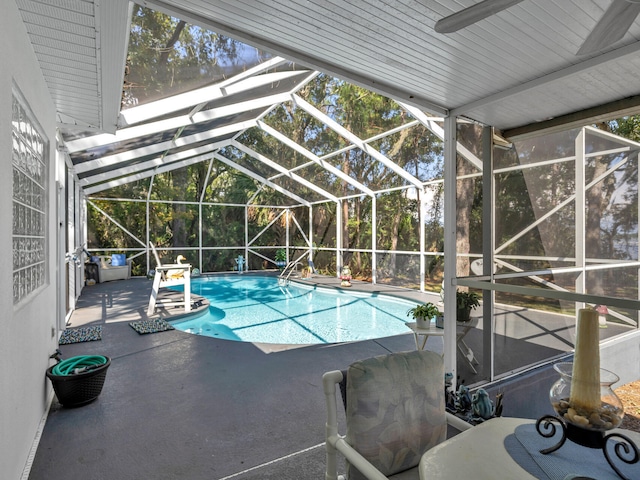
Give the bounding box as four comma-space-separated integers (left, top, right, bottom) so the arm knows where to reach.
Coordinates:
277, 249, 313, 286
278, 259, 302, 285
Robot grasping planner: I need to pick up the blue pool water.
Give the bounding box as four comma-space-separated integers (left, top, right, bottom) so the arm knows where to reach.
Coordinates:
172, 275, 416, 344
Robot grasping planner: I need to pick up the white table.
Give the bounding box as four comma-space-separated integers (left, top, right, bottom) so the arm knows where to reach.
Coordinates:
406, 318, 481, 373
419, 417, 640, 480
406, 321, 444, 350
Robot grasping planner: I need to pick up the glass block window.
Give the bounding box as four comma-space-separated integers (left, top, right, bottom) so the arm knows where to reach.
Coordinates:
12, 89, 48, 305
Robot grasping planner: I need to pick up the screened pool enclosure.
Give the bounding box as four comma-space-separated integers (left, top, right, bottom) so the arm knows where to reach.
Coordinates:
61, 13, 640, 386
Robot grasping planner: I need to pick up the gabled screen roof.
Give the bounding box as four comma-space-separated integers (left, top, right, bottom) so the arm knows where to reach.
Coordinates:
61, 5, 487, 204
123, 4, 276, 108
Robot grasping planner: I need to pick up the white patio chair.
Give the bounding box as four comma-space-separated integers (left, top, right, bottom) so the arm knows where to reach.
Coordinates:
147, 242, 192, 315
323, 350, 471, 480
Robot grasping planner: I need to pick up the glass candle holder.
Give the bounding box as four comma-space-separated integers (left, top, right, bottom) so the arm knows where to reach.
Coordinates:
550, 362, 624, 431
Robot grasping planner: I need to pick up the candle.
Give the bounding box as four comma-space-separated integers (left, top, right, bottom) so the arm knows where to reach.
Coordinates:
570, 308, 601, 412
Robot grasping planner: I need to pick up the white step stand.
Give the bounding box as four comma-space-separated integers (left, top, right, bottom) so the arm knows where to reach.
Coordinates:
147, 264, 191, 316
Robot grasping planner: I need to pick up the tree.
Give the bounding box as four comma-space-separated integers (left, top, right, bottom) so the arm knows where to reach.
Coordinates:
455, 123, 483, 279
91, 27, 447, 281
319, 80, 443, 279
125, 6, 251, 250
125, 6, 250, 106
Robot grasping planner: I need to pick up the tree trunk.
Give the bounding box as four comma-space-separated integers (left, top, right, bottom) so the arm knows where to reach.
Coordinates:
388, 209, 402, 276
455, 125, 482, 278
171, 168, 188, 248
585, 123, 615, 296
342, 153, 350, 267
354, 198, 362, 273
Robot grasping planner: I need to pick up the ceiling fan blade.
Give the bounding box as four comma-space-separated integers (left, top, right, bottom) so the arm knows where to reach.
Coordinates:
577, 0, 640, 55
434, 0, 525, 34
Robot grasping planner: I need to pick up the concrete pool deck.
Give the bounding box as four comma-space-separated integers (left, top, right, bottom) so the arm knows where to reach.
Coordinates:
28, 273, 437, 480
27, 272, 634, 479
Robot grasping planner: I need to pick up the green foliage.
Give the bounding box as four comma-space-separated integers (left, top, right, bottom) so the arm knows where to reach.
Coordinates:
125, 5, 254, 106
90, 14, 449, 277
86, 4, 640, 299
610, 116, 640, 141
87, 200, 146, 249
607, 117, 640, 258
406, 302, 440, 319
456, 290, 480, 310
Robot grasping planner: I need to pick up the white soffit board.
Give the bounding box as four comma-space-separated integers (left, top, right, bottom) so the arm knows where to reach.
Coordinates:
17, 0, 130, 133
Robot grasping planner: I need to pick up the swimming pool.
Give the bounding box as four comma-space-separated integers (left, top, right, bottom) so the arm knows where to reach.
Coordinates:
172, 274, 417, 344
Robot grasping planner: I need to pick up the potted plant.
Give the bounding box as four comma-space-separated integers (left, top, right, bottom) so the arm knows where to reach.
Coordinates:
407, 302, 441, 329
456, 290, 480, 322
275, 249, 287, 268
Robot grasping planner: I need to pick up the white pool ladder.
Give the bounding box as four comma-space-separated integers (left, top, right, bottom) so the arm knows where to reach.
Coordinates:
278, 260, 303, 286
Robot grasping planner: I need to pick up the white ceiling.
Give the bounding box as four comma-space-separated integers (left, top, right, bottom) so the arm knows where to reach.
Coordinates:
16, 0, 131, 132
16, 0, 640, 138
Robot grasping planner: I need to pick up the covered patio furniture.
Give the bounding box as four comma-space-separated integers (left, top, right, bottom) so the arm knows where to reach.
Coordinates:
323, 350, 471, 479
92, 255, 131, 283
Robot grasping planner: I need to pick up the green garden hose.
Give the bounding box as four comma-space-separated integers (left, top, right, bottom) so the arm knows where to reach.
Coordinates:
51, 355, 108, 376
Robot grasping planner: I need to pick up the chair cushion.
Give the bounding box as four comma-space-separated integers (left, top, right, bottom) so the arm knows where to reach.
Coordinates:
111, 254, 126, 267
345, 350, 446, 480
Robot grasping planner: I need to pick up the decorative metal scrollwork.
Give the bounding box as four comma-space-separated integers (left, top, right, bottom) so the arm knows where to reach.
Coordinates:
535, 414, 639, 479
603, 432, 640, 480
535, 415, 567, 454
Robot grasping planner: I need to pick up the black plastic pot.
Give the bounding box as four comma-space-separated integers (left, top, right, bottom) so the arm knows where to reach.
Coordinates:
457, 307, 472, 323
46, 357, 111, 407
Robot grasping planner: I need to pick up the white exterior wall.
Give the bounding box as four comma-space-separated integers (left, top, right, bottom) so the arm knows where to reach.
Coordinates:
1, 2, 60, 479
